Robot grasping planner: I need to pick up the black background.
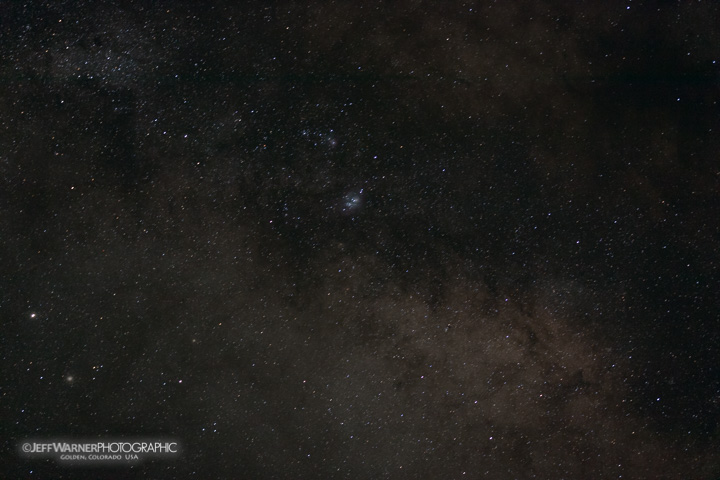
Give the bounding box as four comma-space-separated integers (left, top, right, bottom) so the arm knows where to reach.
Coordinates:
2, 1, 719, 478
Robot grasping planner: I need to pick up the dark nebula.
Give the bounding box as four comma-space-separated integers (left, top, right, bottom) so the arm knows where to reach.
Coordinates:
1, 1, 719, 478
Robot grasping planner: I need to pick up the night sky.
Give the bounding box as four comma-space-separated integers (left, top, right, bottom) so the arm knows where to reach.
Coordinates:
2, 1, 720, 478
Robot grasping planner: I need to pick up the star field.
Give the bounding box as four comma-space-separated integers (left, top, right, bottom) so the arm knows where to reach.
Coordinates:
1, 1, 719, 478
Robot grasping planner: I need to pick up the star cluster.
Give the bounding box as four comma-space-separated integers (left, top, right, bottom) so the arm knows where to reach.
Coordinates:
1, 1, 719, 478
